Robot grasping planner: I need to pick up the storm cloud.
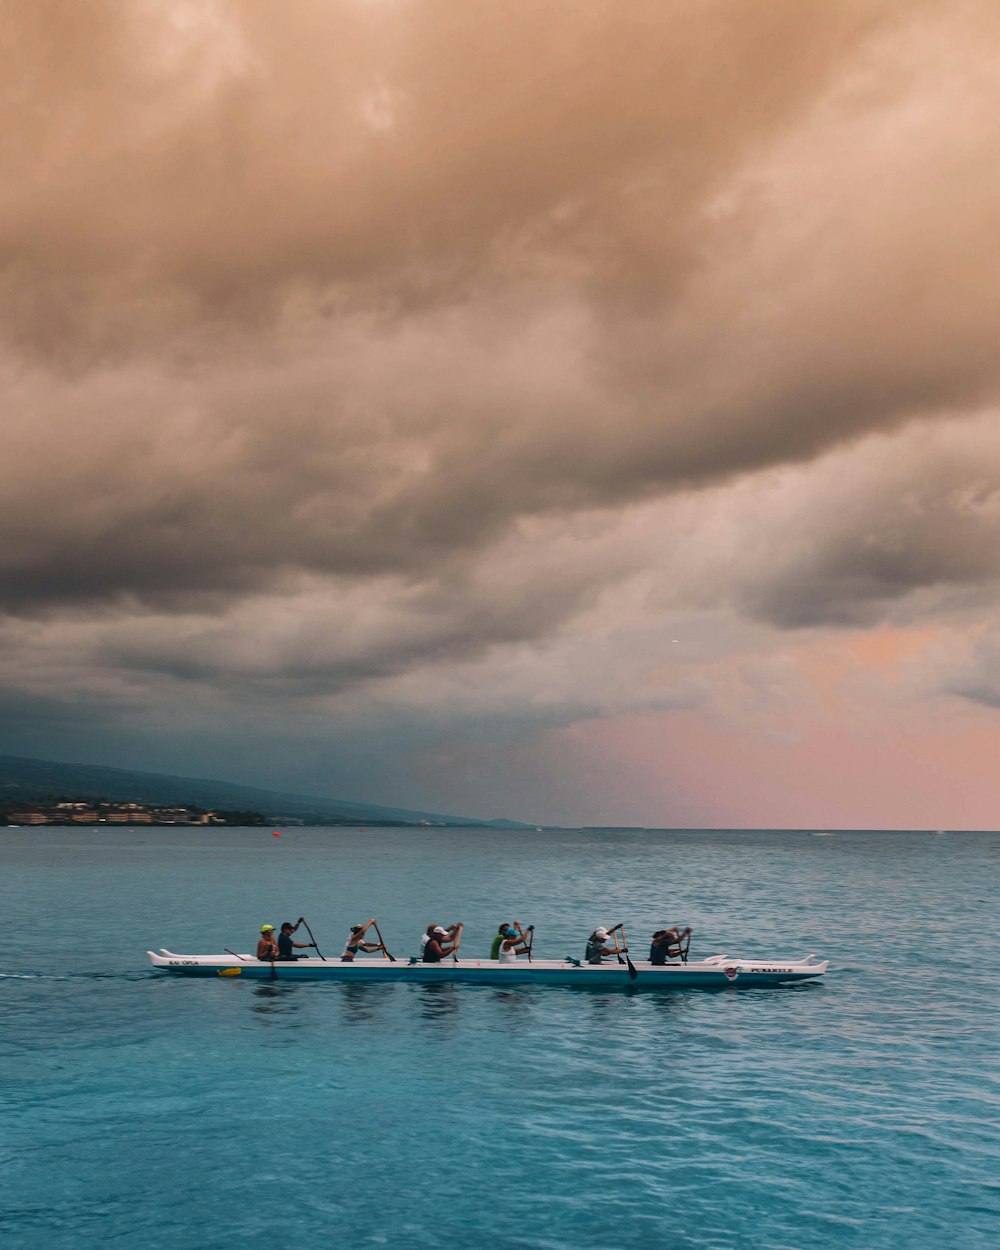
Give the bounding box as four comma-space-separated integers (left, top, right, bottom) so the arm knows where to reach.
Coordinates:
3, 1, 1000, 824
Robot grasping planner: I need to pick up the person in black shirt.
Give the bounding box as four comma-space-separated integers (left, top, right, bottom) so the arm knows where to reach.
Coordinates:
277, 919, 314, 961
649, 926, 691, 965
422, 923, 461, 962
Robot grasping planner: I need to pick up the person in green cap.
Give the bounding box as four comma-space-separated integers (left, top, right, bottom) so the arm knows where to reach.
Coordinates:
256, 924, 279, 961
341, 918, 384, 962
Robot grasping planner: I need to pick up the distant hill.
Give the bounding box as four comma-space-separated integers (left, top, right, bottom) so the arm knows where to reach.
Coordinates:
0, 752, 528, 828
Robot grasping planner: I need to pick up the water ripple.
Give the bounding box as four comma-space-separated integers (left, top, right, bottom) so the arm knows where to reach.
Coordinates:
1, 826, 998, 1249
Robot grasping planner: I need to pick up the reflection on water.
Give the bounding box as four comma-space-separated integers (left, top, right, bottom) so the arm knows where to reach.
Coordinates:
335, 981, 386, 1024
488, 986, 535, 1017
413, 981, 461, 1026
250, 982, 304, 1022
642, 988, 697, 1022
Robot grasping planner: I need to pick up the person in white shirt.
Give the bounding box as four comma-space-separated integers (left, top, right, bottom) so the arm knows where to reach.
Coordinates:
341, 918, 383, 962
497, 925, 532, 963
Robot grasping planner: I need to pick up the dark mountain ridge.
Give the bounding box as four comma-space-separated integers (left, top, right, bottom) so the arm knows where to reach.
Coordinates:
0, 752, 528, 828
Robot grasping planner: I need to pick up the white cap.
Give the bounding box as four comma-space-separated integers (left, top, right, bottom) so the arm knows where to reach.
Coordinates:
433, 926, 448, 936
594, 927, 609, 940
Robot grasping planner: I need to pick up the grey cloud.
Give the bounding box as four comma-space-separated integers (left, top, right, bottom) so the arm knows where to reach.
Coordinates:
714, 423, 1000, 628
948, 633, 1000, 709
4, 0, 1000, 702
0, 527, 626, 702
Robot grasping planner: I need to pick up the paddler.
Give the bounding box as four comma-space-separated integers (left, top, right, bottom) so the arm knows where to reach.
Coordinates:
490, 922, 512, 959
497, 924, 533, 963
277, 919, 314, 961
490, 919, 525, 959
421, 923, 461, 962
649, 925, 692, 965
584, 926, 620, 964
256, 924, 279, 961
341, 918, 383, 962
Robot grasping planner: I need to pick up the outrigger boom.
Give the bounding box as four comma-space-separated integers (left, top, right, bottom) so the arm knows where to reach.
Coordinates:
147, 950, 827, 988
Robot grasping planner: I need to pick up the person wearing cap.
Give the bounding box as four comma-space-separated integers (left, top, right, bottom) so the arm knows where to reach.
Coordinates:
497, 924, 532, 964
490, 923, 512, 960
585, 927, 619, 964
420, 922, 458, 958
256, 924, 279, 961
421, 923, 461, 962
277, 919, 314, 961
490, 920, 526, 959
341, 918, 383, 962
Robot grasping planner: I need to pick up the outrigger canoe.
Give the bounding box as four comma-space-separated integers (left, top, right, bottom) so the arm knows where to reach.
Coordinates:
146, 949, 828, 987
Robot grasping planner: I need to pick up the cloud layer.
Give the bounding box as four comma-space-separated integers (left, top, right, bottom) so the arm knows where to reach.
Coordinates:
3, 1, 1000, 825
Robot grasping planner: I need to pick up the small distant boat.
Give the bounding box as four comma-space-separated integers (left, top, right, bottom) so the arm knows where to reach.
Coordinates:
146, 950, 828, 988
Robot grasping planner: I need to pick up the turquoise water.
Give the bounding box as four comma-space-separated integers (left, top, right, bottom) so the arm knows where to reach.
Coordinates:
2, 826, 998, 1249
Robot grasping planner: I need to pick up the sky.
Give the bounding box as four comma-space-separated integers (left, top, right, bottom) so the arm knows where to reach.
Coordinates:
3, 0, 1000, 828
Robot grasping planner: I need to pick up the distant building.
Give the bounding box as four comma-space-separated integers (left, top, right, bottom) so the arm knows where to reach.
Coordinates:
4, 800, 263, 827
151, 807, 191, 823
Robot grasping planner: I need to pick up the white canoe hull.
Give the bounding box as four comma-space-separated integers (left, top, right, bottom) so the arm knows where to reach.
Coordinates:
147, 950, 828, 987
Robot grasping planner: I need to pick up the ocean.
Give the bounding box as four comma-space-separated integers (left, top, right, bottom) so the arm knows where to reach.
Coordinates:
1, 825, 997, 1249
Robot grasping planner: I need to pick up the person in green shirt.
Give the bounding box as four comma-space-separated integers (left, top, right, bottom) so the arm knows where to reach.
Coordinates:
491, 920, 531, 959
490, 923, 510, 959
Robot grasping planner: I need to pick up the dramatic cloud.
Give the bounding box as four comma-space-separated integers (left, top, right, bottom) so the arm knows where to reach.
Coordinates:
2, 1, 1000, 825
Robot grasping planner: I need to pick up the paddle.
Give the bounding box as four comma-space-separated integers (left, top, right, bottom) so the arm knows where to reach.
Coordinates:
525, 923, 534, 964
621, 925, 638, 981
299, 916, 325, 961
609, 922, 638, 981
451, 922, 463, 963
224, 948, 248, 962
372, 919, 396, 962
